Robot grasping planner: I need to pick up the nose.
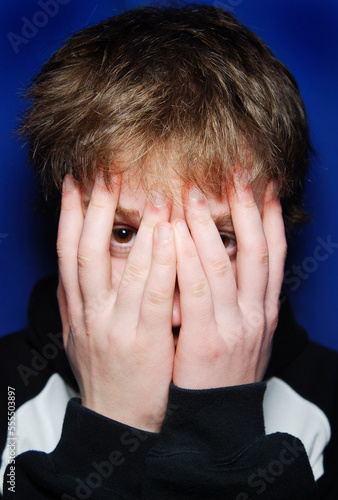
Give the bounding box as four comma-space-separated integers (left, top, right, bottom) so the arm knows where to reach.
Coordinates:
172, 280, 181, 327
169, 200, 184, 328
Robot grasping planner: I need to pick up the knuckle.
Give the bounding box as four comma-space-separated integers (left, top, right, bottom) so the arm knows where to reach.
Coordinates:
182, 245, 198, 260
242, 199, 257, 210
190, 280, 209, 298
260, 251, 269, 266
253, 244, 269, 265
56, 244, 66, 260
145, 287, 170, 306
209, 256, 231, 276
266, 303, 279, 332
124, 260, 148, 283
239, 241, 269, 266
56, 240, 73, 261
77, 243, 105, 269
77, 250, 91, 269
246, 309, 266, 333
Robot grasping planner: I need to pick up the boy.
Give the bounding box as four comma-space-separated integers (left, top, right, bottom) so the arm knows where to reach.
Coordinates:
1, 4, 337, 498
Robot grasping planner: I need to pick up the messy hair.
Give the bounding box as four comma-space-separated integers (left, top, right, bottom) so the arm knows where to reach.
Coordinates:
20, 3, 311, 232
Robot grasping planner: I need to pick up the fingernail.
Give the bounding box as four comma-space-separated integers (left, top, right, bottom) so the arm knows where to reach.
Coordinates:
96, 172, 106, 186
234, 169, 249, 187
189, 187, 204, 202
265, 179, 278, 202
156, 223, 172, 240
63, 174, 75, 192
269, 179, 278, 194
150, 189, 166, 207
176, 219, 189, 234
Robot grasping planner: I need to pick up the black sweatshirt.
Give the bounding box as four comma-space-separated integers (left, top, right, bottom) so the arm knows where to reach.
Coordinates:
1, 276, 338, 499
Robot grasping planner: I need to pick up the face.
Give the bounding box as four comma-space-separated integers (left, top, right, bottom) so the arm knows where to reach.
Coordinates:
82, 170, 265, 330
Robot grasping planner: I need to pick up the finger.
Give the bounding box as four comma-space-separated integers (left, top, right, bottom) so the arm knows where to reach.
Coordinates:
77, 174, 120, 302
173, 218, 214, 336
56, 276, 71, 346
56, 174, 84, 318
262, 182, 287, 328
183, 187, 237, 319
229, 174, 269, 312
114, 190, 171, 325
138, 222, 176, 344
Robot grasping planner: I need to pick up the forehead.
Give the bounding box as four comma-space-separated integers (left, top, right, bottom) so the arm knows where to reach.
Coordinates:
81, 148, 267, 219
83, 171, 230, 213
83, 167, 266, 224
119, 175, 230, 215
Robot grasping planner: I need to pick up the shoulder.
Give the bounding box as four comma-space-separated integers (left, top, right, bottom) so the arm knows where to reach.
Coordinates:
279, 340, 338, 417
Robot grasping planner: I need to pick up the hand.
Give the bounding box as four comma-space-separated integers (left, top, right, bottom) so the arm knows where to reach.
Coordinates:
172, 175, 286, 389
57, 174, 176, 432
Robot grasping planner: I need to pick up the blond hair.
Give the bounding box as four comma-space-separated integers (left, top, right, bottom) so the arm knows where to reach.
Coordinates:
20, 4, 311, 232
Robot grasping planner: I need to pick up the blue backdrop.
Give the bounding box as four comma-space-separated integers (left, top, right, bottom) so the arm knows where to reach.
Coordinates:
1, 0, 337, 349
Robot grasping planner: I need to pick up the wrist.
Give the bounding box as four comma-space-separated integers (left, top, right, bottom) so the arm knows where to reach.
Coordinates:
159, 382, 267, 456
81, 392, 167, 433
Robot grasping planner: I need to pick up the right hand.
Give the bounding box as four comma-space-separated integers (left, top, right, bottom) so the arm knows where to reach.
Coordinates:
57, 173, 176, 432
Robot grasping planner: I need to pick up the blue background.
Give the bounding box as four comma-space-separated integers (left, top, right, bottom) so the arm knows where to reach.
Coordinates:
1, 0, 337, 349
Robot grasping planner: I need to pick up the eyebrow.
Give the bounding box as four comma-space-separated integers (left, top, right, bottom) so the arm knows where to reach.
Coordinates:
83, 198, 233, 228
115, 205, 233, 229
212, 213, 233, 228
114, 205, 142, 226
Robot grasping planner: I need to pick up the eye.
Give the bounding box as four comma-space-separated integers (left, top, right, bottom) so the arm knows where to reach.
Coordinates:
110, 226, 137, 255
113, 228, 135, 244
219, 233, 237, 258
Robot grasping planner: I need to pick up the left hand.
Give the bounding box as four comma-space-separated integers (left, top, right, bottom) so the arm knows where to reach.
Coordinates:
172, 174, 287, 389
57, 174, 176, 432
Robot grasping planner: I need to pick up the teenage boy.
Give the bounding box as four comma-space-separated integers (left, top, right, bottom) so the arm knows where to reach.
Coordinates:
1, 4, 337, 499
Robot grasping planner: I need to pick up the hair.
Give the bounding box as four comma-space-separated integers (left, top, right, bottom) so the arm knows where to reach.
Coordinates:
20, 3, 311, 233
